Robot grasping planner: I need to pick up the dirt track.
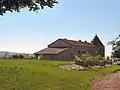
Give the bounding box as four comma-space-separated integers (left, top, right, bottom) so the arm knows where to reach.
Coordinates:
91, 72, 120, 90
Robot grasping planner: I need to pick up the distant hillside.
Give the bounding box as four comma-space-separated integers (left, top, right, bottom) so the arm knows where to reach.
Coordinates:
0, 51, 35, 59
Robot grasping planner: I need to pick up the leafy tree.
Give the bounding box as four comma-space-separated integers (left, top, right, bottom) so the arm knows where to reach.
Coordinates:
12, 54, 24, 59
0, 0, 58, 15
108, 34, 120, 58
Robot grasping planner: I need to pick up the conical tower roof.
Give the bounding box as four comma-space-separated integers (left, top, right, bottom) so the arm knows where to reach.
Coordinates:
91, 35, 104, 47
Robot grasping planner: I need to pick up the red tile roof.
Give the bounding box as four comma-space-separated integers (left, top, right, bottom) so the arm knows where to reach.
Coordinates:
35, 48, 68, 55
60, 39, 96, 47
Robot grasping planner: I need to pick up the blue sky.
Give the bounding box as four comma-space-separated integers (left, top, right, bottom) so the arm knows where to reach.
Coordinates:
0, 0, 120, 56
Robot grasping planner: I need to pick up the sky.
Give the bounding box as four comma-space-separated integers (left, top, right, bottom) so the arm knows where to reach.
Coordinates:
0, 0, 120, 56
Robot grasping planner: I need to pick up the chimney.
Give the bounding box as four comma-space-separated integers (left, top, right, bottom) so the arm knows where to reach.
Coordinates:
84, 41, 87, 43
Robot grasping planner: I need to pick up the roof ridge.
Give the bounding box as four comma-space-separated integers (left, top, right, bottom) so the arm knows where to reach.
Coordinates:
61, 38, 91, 44
60, 38, 95, 47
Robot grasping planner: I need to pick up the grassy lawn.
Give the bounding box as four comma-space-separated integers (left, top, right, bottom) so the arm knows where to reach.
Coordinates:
0, 59, 119, 90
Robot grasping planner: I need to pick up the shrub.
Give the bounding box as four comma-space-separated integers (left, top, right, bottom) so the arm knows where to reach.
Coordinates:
12, 54, 24, 59
74, 53, 105, 67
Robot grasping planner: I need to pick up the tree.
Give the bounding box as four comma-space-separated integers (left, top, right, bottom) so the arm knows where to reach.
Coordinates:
108, 34, 120, 58
0, 0, 58, 15
12, 54, 24, 59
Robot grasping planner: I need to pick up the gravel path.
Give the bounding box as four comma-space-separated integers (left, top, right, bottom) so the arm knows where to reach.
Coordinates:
91, 72, 120, 90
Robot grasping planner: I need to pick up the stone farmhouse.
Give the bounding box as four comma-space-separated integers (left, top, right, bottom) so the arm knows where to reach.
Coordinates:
34, 35, 105, 61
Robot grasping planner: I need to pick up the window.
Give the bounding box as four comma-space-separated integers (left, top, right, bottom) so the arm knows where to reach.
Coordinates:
78, 50, 81, 54
100, 48, 103, 54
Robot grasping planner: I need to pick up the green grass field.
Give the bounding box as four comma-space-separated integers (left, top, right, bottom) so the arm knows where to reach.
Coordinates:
0, 59, 119, 90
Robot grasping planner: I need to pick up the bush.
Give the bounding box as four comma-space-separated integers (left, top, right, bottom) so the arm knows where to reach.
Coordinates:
74, 53, 105, 67
105, 60, 112, 65
12, 54, 24, 59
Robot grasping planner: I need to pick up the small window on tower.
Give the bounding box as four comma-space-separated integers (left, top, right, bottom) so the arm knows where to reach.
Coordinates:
78, 50, 81, 54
